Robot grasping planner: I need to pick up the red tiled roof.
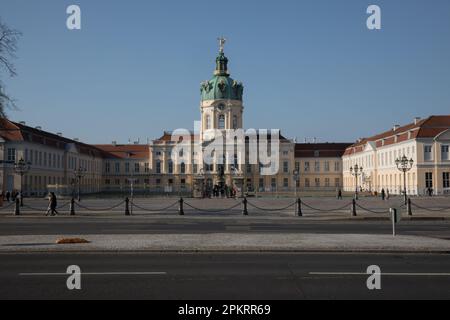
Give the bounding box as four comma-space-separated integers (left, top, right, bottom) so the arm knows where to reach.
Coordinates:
344, 115, 450, 156
0, 118, 104, 157
295, 143, 352, 158
94, 144, 149, 159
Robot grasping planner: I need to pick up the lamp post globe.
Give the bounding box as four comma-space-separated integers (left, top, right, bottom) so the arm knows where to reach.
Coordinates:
14, 158, 31, 207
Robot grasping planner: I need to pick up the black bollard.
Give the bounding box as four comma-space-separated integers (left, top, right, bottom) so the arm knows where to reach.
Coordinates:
297, 198, 302, 217
14, 197, 20, 216
407, 198, 412, 216
125, 197, 130, 216
351, 199, 357, 217
242, 197, 248, 216
70, 197, 75, 216
179, 197, 184, 216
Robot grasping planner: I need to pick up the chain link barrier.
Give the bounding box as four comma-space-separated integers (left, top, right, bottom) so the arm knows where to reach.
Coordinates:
0, 202, 16, 211
410, 201, 450, 212
75, 200, 125, 212
300, 200, 352, 212
131, 201, 179, 212
247, 200, 297, 212
184, 201, 242, 213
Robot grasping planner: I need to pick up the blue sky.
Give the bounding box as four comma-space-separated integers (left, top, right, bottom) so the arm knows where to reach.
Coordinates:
1, 0, 450, 144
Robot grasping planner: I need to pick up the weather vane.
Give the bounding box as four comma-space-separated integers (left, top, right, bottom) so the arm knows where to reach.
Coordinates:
218, 37, 226, 53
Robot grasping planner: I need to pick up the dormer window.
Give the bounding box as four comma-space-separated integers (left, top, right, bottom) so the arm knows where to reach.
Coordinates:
218, 114, 225, 129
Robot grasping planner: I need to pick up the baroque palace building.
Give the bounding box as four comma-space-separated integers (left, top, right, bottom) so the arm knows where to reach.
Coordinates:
6, 40, 449, 197
342, 116, 450, 196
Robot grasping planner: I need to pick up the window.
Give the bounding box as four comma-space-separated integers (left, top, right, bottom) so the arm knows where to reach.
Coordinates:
105, 179, 111, 185
145, 163, 150, 173
315, 178, 320, 187
246, 164, 252, 174
335, 178, 340, 187
334, 161, 340, 172
180, 163, 186, 174
115, 162, 120, 173
324, 161, 330, 172
259, 178, 264, 190
295, 162, 300, 172
233, 115, 238, 129
168, 161, 173, 174
218, 115, 225, 129
134, 163, 140, 173
325, 178, 330, 187
205, 115, 211, 129
425, 172, 433, 188
443, 172, 450, 189
156, 161, 161, 174
442, 145, 449, 161
271, 178, 277, 190
315, 161, 320, 172
424, 145, 433, 161
156, 179, 161, 184
283, 178, 289, 188
305, 178, 310, 188
125, 162, 130, 173
7, 148, 16, 162
283, 161, 289, 173
304, 162, 310, 172
105, 162, 111, 173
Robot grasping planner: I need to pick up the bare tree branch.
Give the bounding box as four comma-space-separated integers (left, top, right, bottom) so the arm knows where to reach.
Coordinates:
0, 18, 21, 118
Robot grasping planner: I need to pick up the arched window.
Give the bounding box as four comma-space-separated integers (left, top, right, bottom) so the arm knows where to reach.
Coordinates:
180, 163, 186, 174
233, 115, 238, 129
218, 115, 225, 129
205, 115, 211, 129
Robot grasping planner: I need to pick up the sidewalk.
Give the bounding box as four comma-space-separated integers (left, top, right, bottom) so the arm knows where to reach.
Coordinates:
1, 233, 450, 253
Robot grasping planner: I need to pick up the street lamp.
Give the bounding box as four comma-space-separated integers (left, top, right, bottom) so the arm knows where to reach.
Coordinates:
395, 155, 414, 205
14, 158, 31, 206
73, 166, 86, 201
349, 164, 363, 200
293, 169, 300, 198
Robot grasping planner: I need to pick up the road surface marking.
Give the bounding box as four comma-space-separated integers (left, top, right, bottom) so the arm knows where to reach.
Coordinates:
19, 272, 167, 276
309, 272, 450, 276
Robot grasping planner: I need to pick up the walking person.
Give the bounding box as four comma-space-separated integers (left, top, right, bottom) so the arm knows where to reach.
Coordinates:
337, 188, 342, 200
386, 188, 390, 200
6, 191, 10, 202
381, 188, 386, 201
45, 192, 58, 216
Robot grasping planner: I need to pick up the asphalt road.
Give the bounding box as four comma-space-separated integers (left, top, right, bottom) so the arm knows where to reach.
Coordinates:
1, 252, 450, 299
1, 217, 450, 239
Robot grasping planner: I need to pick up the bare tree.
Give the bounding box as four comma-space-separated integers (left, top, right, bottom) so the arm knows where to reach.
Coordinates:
0, 19, 21, 118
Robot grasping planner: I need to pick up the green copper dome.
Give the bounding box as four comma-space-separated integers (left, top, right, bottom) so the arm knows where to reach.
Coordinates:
200, 51, 244, 101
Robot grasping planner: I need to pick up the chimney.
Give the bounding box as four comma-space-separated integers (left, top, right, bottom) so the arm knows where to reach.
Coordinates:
112, 141, 117, 146
35, 126, 42, 130
414, 117, 421, 125
56, 132, 62, 137
19, 121, 26, 125
393, 124, 400, 131
313, 137, 317, 144
73, 138, 79, 142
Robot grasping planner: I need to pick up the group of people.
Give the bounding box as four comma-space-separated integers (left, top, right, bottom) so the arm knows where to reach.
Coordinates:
204, 184, 239, 199
1, 190, 22, 202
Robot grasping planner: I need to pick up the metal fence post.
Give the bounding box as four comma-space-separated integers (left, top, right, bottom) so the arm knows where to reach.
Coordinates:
351, 198, 357, 217
179, 197, 184, 216
407, 198, 412, 216
14, 198, 20, 216
242, 197, 248, 216
125, 197, 130, 216
297, 198, 302, 217
70, 197, 76, 216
